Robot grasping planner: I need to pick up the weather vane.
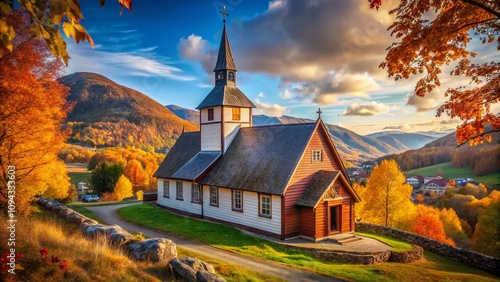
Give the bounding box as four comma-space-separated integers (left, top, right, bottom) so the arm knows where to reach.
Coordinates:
316, 108, 322, 119
220, 6, 229, 23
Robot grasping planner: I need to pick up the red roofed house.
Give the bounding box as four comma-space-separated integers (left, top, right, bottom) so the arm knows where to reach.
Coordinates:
153, 19, 360, 241
422, 179, 450, 195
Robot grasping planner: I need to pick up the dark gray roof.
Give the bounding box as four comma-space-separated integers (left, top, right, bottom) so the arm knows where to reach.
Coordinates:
214, 23, 236, 72
153, 132, 200, 178
171, 151, 222, 181
199, 123, 317, 195
296, 170, 340, 208
196, 85, 256, 109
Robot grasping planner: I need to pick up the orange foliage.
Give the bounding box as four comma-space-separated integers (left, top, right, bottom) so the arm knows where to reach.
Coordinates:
413, 214, 456, 246
0, 12, 71, 214
373, 0, 499, 145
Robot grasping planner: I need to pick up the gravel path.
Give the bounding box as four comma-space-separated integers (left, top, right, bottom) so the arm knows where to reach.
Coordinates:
86, 202, 343, 282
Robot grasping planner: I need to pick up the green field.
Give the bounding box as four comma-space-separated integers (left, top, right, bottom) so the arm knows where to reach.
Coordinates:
405, 162, 500, 188
66, 163, 91, 185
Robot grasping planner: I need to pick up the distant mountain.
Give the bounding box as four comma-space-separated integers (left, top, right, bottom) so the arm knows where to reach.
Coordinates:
60, 72, 199, 151
366, 131, 437, 149
165, 105, 199, 124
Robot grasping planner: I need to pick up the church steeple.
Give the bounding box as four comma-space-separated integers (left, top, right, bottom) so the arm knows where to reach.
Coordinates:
214, 15, 237, 86
196, 9, 255, 153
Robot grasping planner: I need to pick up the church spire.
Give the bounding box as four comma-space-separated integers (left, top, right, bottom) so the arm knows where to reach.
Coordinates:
213, 22, 237, 72
213, 7, 237, 86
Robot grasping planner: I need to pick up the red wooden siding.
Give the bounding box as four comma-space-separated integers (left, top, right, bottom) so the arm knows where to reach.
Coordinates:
284, 126, 342, 237
299, 208, 315, 238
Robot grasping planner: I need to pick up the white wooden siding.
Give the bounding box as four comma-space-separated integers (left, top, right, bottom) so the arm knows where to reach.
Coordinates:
201, 123, 221, 151
157, 179, 202, 215
200, 106, 221, 123
202, 186, 282, 234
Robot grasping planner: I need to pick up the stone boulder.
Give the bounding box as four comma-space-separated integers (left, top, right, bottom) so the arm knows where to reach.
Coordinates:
82, 224, 136, 246
52, 204, 66, 213
82, 218, 99, 225
43, 199, 61, 211
169, 257, 222, 282
126, 238, 177, 264
196, 270, 226, 282
65, 212, 87, 225
58, 207, 75, 219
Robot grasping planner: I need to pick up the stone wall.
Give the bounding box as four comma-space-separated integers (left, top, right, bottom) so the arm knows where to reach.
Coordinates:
356, 222, 500, 275
286, 245, 422, 265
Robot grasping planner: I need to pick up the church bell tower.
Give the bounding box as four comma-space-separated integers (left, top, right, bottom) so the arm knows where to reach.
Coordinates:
196, 8, 256, 153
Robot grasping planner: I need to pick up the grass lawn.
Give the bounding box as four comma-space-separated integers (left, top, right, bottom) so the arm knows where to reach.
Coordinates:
405, 162, 500, 188
66, 163, 91, 186
117, 204, 498, 282
355, 232, 412, 251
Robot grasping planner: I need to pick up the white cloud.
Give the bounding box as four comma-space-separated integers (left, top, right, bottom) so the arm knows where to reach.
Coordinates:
340, 101, 391, 116
254, 99, 287, 116
383, 124, 413, 131
280, 89, 292, 99
406, 88, 443, 112
258, 92, 265, 97
66, 43, 195, 81
178, 34, 210, 61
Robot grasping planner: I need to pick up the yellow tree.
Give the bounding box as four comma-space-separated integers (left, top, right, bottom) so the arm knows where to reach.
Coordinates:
0, 12, 71, 215
113, 175, 133, 201
361, 160, 415, 229
369, 0, 499, 145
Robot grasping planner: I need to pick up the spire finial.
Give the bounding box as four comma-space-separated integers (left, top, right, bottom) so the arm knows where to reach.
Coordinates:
220, 6, 229, 23
316, 108, 322, 119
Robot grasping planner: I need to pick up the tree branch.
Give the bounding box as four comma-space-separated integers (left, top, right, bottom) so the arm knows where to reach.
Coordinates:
456, 129, 500, 147
452, 18, 498, 34
460, 0, 500, 18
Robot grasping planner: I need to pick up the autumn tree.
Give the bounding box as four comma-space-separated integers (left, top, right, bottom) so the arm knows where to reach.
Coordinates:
89, 163, 123, 195
123, 159, 145, 192
113, 175, 133, 201
413, 214, 456, 246
358, 160, 415, 229
471, 199, 500, 257
370, 0, 499, 145
0, 11, 71, 215
0, 0, 132, 65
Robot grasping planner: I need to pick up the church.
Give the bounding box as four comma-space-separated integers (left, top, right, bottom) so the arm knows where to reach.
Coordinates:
154, 16, 360, 241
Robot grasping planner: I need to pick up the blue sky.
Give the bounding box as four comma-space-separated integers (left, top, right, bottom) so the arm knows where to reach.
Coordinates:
64, 0, 497, 135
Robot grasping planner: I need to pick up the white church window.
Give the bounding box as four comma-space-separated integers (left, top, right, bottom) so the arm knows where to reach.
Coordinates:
312, 150, 322, 162
260, 195, 271, 218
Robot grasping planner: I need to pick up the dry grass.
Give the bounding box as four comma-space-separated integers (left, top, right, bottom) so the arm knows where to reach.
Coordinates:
0, 209, 164, 282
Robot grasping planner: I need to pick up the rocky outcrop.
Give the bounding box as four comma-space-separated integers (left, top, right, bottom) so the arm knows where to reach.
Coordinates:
127, 238, 177, 264
169, 257, 225, 282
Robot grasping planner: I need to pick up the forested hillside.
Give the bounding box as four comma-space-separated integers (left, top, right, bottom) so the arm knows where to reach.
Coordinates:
60, 72, 199, 152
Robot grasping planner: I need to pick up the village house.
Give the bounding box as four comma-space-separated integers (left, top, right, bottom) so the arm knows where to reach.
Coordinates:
154, 19, 360, 241
421, 178, 450, 195
424, 175, 442, 183
405, 175, 424, 186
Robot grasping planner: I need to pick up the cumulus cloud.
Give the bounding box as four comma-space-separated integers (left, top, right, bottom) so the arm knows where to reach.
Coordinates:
340, 101, 391, 116
178, 34, 217, 75
406, 89, 443, 112
254, 99, 287, 116
293, 72, 379, 104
